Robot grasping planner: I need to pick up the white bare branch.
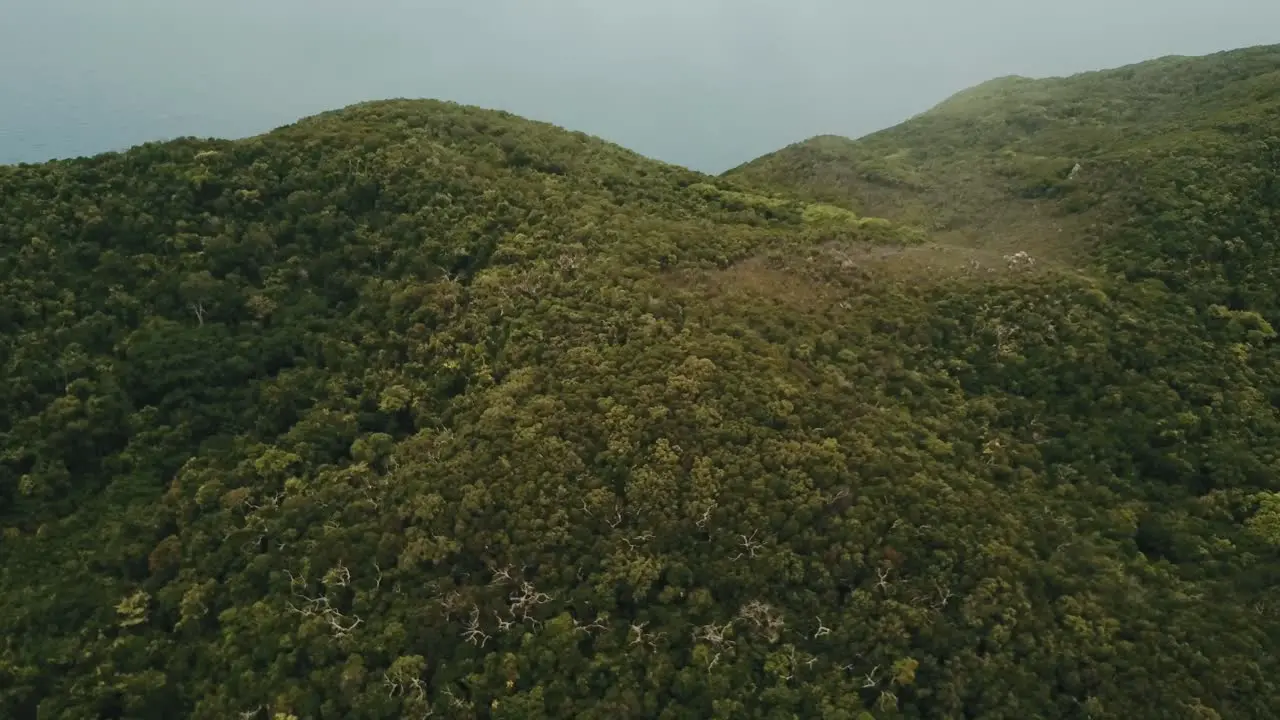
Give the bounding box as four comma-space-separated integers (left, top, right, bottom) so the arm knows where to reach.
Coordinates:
738, 600, 785, 642
383, 672, 403, 698
573, 614, 610, 635
629, 621, 649, 646
696, 502, 716, 529
461, 605, 491, 647
490, 565, 515, 586
739, 529, 764, 558
693, 621, 736, 648
326, 611, 361, 637
283, 569, 306, 591
875, 567, 892, 592
443, 687, 470, 710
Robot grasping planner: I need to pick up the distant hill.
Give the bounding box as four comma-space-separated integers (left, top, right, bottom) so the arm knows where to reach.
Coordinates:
726, 43, 1280, 264
2, 52, 1280, 719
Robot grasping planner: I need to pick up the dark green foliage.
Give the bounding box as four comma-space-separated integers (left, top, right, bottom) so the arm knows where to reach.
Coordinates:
3, 43, 1280, 719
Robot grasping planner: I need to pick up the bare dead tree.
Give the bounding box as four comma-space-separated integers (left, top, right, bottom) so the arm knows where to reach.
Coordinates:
508, 581, 552, 627
437, 591, 466, 621
461, 605, 491, 647
813, 617, 831, 638
285, 591, 331, 617
648, 632, 667, 650
626, 622, 665, 651
443, 687, 470, 711
738, 529, 764, 558
324, 562, 351, 588
245, 492, 283, 512
494, 612, 515, 633
607, 505, 625, 529
862, 666, 881, 689
875, 567, 892, 593
509, 582, 552, 611
286, 589, 360, 638
573, 614, 610, 635
490, 565, 515, 586
283, 568, 305, 590
326, 612, 362, 637
696, 502, 717, 529
693, 621, 736, 648
738, 600, 785, 643
629, 621, 650, 647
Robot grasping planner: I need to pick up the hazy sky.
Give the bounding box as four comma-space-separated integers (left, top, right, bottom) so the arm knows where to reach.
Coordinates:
2, 1, 1278, 172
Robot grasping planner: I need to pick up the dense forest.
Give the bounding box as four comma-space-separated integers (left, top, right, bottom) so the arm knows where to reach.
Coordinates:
2, 44, 1279, 719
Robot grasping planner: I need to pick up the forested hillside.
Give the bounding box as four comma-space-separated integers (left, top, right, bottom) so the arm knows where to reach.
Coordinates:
2, 46, 1280, 720
727, 44, 1280, 261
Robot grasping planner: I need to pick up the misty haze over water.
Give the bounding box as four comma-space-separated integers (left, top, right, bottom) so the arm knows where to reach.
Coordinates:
3, 0, 1278, 172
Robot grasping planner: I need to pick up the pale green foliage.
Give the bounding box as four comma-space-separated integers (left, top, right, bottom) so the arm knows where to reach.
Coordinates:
1248, 492, 1280, 546
116, 590, 151, 629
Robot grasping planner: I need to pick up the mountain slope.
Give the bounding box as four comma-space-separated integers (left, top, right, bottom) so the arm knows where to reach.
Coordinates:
726, 43, 1280, 265
1, 90, 1279, 720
